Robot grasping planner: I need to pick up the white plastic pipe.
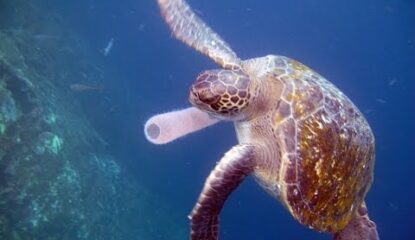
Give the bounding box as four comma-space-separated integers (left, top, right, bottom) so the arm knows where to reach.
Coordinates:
144, 107, 219, 144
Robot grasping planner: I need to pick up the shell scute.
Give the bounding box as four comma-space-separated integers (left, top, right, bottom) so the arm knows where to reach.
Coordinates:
292, 80, 324, 119
284, 154, 298, 184
279, 118, 296, 153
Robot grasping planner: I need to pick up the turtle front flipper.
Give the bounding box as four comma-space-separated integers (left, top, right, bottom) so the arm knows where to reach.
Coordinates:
157, 0, 241, 69
144, 107, 219, 144
333, 203, 379, 240
190, 144, 255, 240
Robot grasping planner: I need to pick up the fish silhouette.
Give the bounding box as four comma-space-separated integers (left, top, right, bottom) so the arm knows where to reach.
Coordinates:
70, 83, 103, 92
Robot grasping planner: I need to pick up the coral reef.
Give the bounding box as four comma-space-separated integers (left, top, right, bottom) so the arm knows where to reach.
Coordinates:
0, 0, 185, 239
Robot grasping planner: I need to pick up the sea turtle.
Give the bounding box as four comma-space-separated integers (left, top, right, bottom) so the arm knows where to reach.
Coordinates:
144, 0, 379, 239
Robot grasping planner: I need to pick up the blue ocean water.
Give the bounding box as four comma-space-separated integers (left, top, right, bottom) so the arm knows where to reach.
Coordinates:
47, 0, 414, 239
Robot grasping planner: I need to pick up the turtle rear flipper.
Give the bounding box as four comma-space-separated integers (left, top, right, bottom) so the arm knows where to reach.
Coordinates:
189, 145, 255, 239
333, 203, 379, 240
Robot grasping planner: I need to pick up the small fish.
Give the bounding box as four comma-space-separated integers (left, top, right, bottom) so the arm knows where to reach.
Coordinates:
387, 201, 400, 211
376, 98, 386, 104
102, 38, 114, 56
364, 109, 374, 114
138, 23, 145, 32
388, 78, 397, 86
32, 34, 59, 41
70, 83, 103, 92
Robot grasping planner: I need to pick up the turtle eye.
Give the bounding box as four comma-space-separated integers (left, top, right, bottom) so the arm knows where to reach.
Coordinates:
198, 90, 220, 105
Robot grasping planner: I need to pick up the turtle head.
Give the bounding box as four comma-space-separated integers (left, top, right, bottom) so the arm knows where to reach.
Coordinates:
189, 69, 253, 120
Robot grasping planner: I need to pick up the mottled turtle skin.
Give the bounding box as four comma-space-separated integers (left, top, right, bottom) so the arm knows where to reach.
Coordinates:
156, 0, 378, 239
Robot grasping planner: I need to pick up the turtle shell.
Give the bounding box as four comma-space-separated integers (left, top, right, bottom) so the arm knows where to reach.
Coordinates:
272, 58, 375, 232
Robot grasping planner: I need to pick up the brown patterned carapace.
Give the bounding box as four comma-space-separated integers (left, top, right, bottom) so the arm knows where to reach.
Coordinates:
189, 69, 251, 117
272, 58, 375, 232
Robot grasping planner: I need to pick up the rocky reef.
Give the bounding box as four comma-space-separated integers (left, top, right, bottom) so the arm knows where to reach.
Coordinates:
0, 1, 184, 239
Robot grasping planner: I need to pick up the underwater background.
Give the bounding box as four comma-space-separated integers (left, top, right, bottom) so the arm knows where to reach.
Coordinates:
0, 0, 413, 239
